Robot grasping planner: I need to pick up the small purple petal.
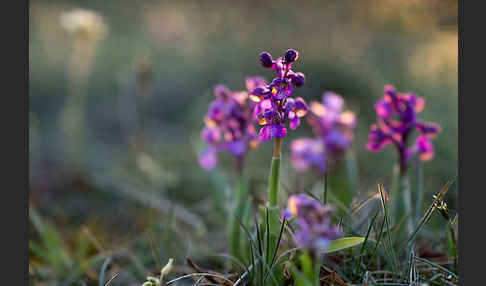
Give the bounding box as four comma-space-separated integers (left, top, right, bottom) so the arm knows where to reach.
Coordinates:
199, 148, 217, 170
282, 210, 292, 220
367, 124, 391, 151
294, 97, 308, 117
322, 92, 344, 113
290, 138, 326, 173
214, 84, 231, 99
201, 127, 221, 143
375, 99, 391, 118
271, 124, 287, 138
258, 125, 271, 142
289, 114, 300, 130
384, 84, 397, 100
416, 122, 441, 138
245, 76, 267, 91
227, 140, 247, 156
415, 135, 434, 162
325, 129, 351, 152
207, 101, 225, 121
290, 72, 305, 87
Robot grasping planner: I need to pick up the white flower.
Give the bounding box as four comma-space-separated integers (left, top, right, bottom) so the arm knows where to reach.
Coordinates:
60, 8, 108, 39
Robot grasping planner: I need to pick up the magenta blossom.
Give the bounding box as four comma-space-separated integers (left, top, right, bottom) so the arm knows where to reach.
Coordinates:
199, 84, 258, 170
290, 92, 356, 173
367, 84, 441, 174
307, 92, 357, 155
283, 194, 341, 252
290, 138, 326, 173
248, 49, 308, 142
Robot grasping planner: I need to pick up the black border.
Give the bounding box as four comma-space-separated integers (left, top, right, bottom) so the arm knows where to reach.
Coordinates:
4, 0, 28, 284
6, 0, 29, 284
459, 0, 483, 284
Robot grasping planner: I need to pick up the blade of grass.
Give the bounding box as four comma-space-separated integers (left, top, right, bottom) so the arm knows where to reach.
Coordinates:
400, 180, 454, 251
263, 218, 287, 283
415, 159, 423, 228
147, 230, 162, 269
103, 273, 119, 286
249, 241, 255, 284
98, 257, 112, 286
414, 257, 458, 279
369, 216, 386, 266
265, 207, 270, 265
234, 215, 278, 285
166, 273, 234, 285
254, 217, 264, 285
351, 191, 381, 215
378, 184, 399, 274
449, 214, 458, 273
354, 211, 379, 278
324, 158, 328, 204
407, 249, 415, 284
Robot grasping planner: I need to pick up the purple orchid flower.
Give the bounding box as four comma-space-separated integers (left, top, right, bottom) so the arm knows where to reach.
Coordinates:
290, 92, 356, 174
248, 49, 308, 142
290, 138, 326, 173
283, 194, 341, 252
199, 84, 258, 170
307, 92, 357, 155
367, 84, 441, 174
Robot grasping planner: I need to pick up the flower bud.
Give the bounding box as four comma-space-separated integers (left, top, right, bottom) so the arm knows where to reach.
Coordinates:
160, 258, 174, 279
259, 52, 273, 68
291, 72, 305, 87
284, 49, 299, 63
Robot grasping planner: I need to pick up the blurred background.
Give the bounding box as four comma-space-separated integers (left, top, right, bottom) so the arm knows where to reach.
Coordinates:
29, 0, 457, 285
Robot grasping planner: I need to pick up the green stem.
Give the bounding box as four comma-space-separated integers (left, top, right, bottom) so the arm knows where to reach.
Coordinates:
449, 219, 458, 273
229, 175, 248, 263
323, 166, 328, 205
415, 159, 423, 228
268, 138, 282, 207
257, 137, 283, 284
401, 175, 414, 236
391, 164, 401, 225
328, 152, 359, 208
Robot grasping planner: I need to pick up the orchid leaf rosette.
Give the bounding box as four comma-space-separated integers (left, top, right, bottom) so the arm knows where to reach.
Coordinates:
198, 83, 259, 262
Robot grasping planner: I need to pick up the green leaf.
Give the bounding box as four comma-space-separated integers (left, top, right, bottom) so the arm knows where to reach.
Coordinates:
325, 237, 365, 253
289, 264, 315, 286
328, 152, 359, 208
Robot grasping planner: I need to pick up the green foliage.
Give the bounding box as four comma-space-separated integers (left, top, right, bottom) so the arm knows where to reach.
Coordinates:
325, 237, 365, 254
328, 152, 359, 208
29, 204, 105, 284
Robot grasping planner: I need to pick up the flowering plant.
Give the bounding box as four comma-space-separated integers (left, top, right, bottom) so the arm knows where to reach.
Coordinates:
199, 84, 258, 171
248, 50, 308, 142
284, 194, 341, 253
367, 84, 441, 175
290, 92, 357, 173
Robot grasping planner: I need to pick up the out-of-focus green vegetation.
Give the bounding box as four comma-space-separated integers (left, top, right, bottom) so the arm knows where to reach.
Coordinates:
29, 0, 457, 285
